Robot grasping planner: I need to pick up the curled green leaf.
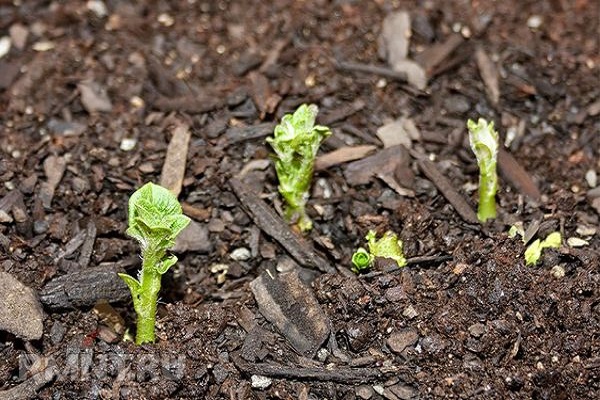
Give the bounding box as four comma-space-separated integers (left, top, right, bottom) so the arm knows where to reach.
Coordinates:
366, 230, 407, 268
267, 104, 331, 232
467, 118, 499, 223
351, 248, 373, 273
525, 231, 561, 266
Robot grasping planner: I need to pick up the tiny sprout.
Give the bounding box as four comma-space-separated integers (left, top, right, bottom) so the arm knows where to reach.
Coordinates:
351, 248, 373, 273
351, 230, 407, 273
118, 182, 190, 344
467, 118, 499, 223
524, 231, 561, 266
266, 104, 331, 232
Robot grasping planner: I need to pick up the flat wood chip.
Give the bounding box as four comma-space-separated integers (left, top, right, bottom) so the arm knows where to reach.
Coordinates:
475, 46, 500, 105
344, 145, 409, 185
229, 178, 335, 274
160, 122, 191, 196
315, 145, 377, 171
416, 157, 479, 224
498, 148, 541, 201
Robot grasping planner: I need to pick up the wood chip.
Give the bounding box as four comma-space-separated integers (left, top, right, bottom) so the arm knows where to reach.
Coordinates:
379, 11, 411, 66
249, 71, 282, 118
250, 264, 330, 357
321, 99, 365, 126
152, 94, 225, 113
77, 220, 97, 268
414, 33, 464, 76
232, 352, 398, 384
475, 46, 500, 105
0, 271, 44, 340
39, 265, 131, 310
416, 157, 479, 224
315, 145, 376, 171
218, 122, 276, 147
229, 178, 335, 274
160, 122, 191, 196
497, 148, 541, 201
344, 145, 409, 186
0, 357, 58, 400
171, 219, 212, 253
40, 155, 66, 208
376, 118, 418, 148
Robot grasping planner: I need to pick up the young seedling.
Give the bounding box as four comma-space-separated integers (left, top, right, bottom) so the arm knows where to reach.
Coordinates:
351, 230, 407, 273
509, 225, 562, 266
266, 104, 331, 232
524, 231, 561, 266
467, 118, 499, 223
118, 182, 190, 344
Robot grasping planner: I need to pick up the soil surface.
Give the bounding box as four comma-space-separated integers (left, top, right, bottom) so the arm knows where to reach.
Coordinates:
1, 1, 599, 399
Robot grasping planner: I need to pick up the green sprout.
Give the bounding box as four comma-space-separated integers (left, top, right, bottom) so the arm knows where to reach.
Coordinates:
351, 230, 407, 273
509, 225, 562, 266
118, 182, 190, 344
467, 118, 499, 223
524, 231, 561, 266
266, 104, 331, 232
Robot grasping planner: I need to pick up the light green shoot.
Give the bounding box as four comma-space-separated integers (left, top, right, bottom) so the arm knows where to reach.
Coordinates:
467, 118, 499, 223
266, 104, 331, 232
351, 248, 373, 273
524, 232, 561, 266
351, 230, 407, 273
118, 182, 190, 344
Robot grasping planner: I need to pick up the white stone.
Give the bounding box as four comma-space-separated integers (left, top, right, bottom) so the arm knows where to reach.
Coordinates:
230, 247, 251, 261
251, 375, 272, 389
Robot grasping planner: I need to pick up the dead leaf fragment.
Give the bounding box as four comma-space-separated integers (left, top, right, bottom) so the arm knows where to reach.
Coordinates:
40, 155, 66, 208
379, 11, 411, 66
475, 47, 500, 105
250, 264, 330, 358
160, 122, 191, 196
315, 145, 376, 171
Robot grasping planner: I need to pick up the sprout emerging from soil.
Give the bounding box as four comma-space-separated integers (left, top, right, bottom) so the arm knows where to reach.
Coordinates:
266, 104, 331, 232
351, 230, 407, 273
118, 182, 190, 345
467, 118, 499, 223
524, 231, 561, 266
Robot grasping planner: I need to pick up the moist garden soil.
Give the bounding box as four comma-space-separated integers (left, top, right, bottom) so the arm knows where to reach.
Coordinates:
0, 0, 599, 399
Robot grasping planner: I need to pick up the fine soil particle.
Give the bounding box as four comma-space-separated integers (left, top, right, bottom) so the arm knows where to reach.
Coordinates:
0, 1, 598, 399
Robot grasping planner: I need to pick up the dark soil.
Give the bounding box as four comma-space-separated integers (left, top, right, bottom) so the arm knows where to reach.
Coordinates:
1, 0, 599, 399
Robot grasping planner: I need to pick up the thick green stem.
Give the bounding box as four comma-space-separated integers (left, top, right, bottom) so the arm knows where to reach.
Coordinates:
477, 173, 497, 222
135, 254, 162, 345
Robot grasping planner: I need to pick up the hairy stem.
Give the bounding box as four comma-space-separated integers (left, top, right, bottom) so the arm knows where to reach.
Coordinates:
135, 252, 162, 344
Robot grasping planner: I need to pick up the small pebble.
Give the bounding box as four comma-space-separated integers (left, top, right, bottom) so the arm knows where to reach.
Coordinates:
230, 247, 251, 261
576, 225, 596, 237
402, 305, 419, 319
527, 15, 543, 29
50, 321, 66, 344
585, 169, 597, 188
551, 265, 565, 279
0, 36, 11, 59
387, 328, 419, 354
208, 218, 225, 233
0, 210, 13, 223
468, 323, 486, 338
567, 237, 588, 247
120, 138, 137, 151
356, 385, 374, 399
34, 220, 49, 234
86, 0, 108, 17
251, 375, 272, 390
